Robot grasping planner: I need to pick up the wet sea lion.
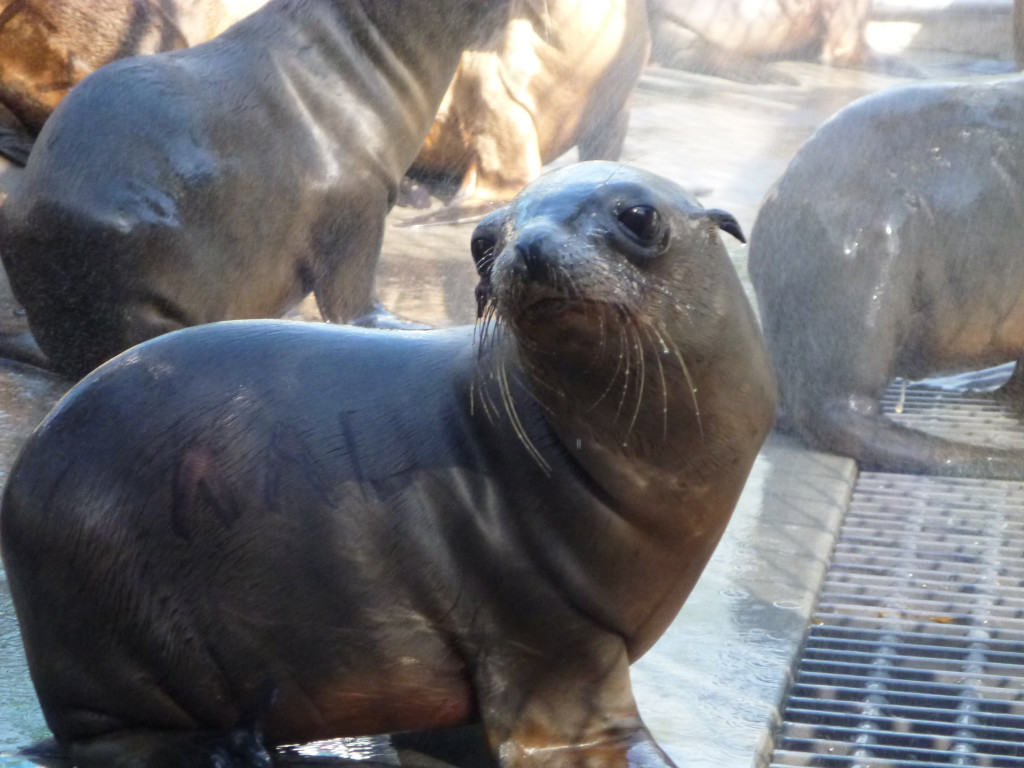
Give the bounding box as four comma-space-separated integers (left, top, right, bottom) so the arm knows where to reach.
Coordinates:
0, 162, 775, 767
0, 0, 268, 164
0, 0, 511, 379
749, 76, 1024, 480
406, 0, 650, 222
647, 0, 872, 81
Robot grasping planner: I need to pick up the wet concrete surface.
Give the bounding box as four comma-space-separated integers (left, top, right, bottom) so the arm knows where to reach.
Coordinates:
0, 3, 1021, 765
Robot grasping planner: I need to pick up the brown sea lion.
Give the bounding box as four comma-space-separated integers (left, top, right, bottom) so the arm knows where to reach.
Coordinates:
405, 0, 650, 223
0, 0, 513, 379
0, 162, 775, 767
647, 0, 873, 81
749, 76, 1024, 480
0, 0, 268, 164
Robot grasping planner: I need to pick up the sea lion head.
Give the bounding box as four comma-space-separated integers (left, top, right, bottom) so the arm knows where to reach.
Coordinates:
471, 161, 745, 356
469, 161, 752, 458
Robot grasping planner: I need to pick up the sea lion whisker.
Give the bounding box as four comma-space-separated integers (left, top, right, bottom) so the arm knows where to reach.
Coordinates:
477, 304, 497, 352
473, 311, 507, 422
624, 320, 647, 440
471, 313, 489, 417
647, 282, 690, 306
555, 262, 575, 297
641, 324, 671, 440
612, 314, 635, 422
585, 312, 628, 413
498, 356, 552, 474
659, 329, 704, 442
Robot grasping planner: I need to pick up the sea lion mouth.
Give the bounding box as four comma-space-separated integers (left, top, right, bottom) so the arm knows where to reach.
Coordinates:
522, 297, 571, 319
519, 297, 602, 322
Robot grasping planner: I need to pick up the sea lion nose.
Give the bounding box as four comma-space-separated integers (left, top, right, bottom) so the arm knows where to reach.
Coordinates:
512, 223, 560, 284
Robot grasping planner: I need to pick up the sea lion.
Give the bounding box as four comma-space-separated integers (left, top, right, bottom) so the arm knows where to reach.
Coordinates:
0, 0, 511, 379
1016, 0, 1024, 70
647, 0, 872, 81
0, 162, 775, 768
0, 0, 268, 164
406, 0, 650, 223
749, 76, 1024, 480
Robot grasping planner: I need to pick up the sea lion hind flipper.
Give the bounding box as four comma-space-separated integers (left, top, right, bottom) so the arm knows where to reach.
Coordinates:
18, 736, 67, 765
994, 357, 1024, 416
805, 398, 1024, 480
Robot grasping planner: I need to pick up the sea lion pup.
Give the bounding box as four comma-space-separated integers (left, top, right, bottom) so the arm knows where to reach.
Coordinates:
0, 0, 511, 379
749, 77, 1024, 480
0, 162, 775, 768
406, 0, 650, 223
0, 0, 268, 164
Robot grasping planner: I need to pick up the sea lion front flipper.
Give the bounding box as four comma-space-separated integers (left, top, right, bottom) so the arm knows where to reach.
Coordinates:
310, 188, 388, 325
0, 104, 33, 166
0, 330, 54, 373
68, 727, 273, 768
478, 640, 679, 768
350, 299, 432, 330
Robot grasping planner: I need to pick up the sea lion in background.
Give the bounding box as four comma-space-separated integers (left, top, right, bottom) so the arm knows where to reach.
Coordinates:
405, 0, 650, 223
647, 0, 872, 81
749, 76, 1024, 480
0, 162, 775, 767
1015, 0, 1024, 70
0, 0, 513, 379
0, 0, 268, 164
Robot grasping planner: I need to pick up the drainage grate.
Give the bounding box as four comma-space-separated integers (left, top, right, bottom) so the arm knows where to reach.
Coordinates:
880, 378, 1024, 452
770, 382, 1024, 768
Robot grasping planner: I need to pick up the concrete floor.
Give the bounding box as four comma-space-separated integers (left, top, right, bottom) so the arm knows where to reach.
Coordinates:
0, 2, 1020, 765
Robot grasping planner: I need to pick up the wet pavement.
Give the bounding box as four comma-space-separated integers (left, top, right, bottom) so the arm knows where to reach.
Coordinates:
0, 2, 1021, 765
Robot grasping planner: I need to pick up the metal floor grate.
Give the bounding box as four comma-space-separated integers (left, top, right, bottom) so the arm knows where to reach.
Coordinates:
880, 377, 1024, 452
771, 383, 1024, 768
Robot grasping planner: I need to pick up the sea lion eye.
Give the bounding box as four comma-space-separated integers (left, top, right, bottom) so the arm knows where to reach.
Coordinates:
618, 205, 662, 245
471, 235, 497, 275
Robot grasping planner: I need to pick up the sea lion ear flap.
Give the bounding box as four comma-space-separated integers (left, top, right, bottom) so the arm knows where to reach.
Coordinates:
704, 209, 746, 244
